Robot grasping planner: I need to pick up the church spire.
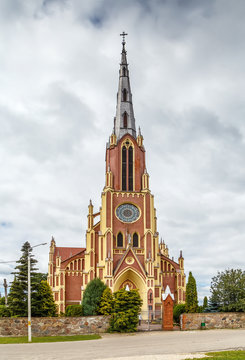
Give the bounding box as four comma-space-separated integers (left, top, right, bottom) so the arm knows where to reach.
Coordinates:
114, 32, 136, 140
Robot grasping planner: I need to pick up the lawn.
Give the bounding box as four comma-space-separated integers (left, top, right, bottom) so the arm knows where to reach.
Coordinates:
187, 351, 245, 360
0, 334, 101, 344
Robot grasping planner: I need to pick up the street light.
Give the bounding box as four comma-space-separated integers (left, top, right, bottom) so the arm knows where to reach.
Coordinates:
28, 242, 47, 343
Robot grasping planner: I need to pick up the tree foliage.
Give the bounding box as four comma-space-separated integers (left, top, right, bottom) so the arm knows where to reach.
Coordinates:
210, 269, 245, 312
8, 242, 56, 317
0, 305, 11, 317
34, 281, 57, 317
65, 304, 83, 317
109, 289, 142, 332
82, 278, 107, 316
98, 287, 113, 315
203, 296, 208, 310
173, 303, 186, 324
0, 297, 5, 305
186, 272, 198, 313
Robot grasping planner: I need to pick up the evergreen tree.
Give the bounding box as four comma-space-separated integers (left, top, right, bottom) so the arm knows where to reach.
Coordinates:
34, 281, 57, 317
186, 271, 198, 313
0, 297, 5, 305
203, 296, 208, 310
8, 242, 39, 316
110, 289, 142, 332
98, 287, 113, 315
0, 305, 11, 317
82, 278, 107, 316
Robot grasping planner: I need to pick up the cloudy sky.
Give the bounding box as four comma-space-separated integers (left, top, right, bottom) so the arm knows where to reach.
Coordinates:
0, 0, 244, 302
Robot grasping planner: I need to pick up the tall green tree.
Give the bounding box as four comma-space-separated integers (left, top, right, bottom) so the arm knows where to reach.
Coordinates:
210, 269, 245, 312
98, 287, 113, 315
82, 278, 107, 316
8, 242, 55, 317
34, 281, 57, 317
8, 242, 39, 316
203, 296, 208, 310
186, 271, 198, 313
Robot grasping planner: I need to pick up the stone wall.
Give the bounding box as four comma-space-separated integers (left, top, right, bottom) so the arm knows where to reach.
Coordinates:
0, 316, 110, 337
180, 312, 245, 330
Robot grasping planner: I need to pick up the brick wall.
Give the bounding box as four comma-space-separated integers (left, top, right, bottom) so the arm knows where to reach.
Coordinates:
180, 312, 245, 330
0, 316, 110, 337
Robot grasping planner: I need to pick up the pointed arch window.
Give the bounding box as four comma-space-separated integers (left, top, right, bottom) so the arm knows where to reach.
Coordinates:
133, 233, 139, 247
122, 146, 127, 191
128, 146, 133, 191
123, 88, 127, 102
123, 112, 128, 128
123, 67, 126, 77
121, 143, 134, 191
117, 232, 123, 247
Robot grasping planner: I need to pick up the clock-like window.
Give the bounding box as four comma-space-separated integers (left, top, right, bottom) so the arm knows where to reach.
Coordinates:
116, 203, 140, 223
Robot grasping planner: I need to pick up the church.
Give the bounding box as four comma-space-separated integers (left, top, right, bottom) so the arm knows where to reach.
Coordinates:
48, 35, 186, 317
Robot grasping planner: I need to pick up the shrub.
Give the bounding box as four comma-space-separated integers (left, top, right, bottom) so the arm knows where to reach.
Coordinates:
65, 305, 83, 317
109, 289, 142, 332
0, 305, 11, 317
98, 288, 113, 315
173, 304, 186, 324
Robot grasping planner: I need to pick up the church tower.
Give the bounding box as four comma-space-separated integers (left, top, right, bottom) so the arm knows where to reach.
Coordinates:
48, 34, 186, 316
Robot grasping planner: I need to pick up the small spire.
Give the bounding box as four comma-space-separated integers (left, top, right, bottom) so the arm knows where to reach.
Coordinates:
179, 250, 183, 258
89, 199, 93, 206
138, 126, 141, 136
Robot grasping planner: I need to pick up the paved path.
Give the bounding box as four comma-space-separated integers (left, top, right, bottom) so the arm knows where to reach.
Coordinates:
0, 329, 244, 360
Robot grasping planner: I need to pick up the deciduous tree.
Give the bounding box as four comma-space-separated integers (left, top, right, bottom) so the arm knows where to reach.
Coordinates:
210, 269, 245, 312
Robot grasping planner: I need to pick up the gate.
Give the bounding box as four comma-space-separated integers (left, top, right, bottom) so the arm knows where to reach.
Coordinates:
138, 309, 162, 331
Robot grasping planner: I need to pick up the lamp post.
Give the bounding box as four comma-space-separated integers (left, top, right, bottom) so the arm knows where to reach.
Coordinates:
28, 242, 47, 343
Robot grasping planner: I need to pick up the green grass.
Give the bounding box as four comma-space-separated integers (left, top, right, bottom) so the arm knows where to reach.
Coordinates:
187, 351, 245, 360
0, 334, 101, 344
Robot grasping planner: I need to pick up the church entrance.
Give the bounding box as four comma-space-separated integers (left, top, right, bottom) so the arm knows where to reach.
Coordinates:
119, 279, 136, 290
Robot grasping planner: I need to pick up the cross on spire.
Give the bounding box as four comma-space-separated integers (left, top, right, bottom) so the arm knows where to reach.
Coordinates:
120, 31, 128, 44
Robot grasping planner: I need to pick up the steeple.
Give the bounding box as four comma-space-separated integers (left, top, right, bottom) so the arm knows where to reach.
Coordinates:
114, 32, 136, 140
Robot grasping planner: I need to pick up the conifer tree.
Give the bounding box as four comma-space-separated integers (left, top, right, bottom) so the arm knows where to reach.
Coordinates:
8, 242, 54, 317
8, 242, 39, 316
82, 278, 107, 315
34, 281, 57, 317
98, 287, 113, 315
186, 271, 198, 313
203, 296, 208, 310
110, 288, 142, 332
